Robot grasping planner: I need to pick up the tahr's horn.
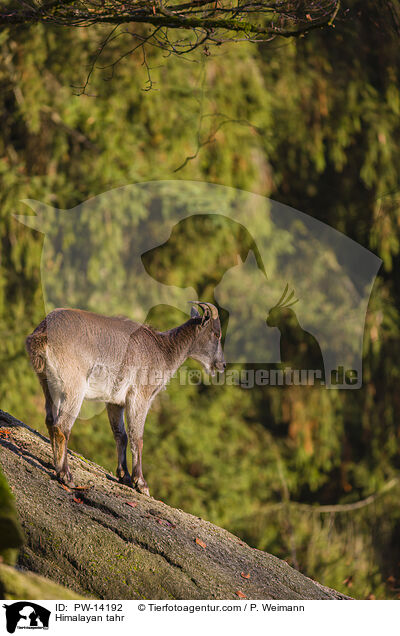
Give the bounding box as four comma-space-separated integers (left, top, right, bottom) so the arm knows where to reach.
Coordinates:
188, 301, 219, 320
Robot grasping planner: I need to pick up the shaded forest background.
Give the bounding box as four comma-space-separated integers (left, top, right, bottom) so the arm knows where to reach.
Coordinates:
1, 0, 400, 599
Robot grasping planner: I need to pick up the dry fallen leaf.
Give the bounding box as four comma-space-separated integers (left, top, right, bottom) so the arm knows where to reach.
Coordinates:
156, 518, 176, 528
195, 538, 207, 549
61, 484, 71, 492
236, 590, 246, 599
306, 13, 312, 20
73, 497, 83, 504
125, 501, 138, 508
241, 572, 250, 579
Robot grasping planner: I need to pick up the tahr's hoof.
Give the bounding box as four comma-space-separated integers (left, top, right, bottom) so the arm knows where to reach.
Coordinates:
118, 475, 133, 487
58, 472, 76, 489
117, 467, 133, 487
133, 479, 150, 497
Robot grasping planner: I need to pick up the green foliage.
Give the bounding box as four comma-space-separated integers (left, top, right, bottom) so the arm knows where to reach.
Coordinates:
0, 466, 24, 565
1, 0, 400, 599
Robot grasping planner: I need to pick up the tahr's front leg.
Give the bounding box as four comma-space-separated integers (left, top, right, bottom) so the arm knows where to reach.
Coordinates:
125, 392, 150, 496
106, 403, 131, 486
132, 437, 149, 496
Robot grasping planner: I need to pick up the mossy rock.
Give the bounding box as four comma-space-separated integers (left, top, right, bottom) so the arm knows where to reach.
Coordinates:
0, 411, 349, 600
0, 467, 24, 565
0, 564, 86, 600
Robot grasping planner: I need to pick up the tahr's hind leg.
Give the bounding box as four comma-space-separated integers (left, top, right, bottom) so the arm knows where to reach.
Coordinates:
50, 386, 84, 487
106, 403, 131, 486
39, 375, 56, 432
39, 375, 69, 482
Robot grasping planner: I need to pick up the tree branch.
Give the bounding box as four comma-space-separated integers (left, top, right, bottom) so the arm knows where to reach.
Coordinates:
1, 1, 342, 92
0, 1, 341, 46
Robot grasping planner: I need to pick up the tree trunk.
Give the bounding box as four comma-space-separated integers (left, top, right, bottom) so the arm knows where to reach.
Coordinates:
0, 410, 348, 600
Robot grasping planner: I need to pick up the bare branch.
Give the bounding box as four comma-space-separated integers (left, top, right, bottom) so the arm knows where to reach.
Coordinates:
1, 1, 342, 92
174, 112, 265, 172
0, 1, 342, 48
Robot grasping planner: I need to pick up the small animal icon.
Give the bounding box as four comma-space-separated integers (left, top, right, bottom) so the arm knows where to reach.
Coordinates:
266, 284, 325, 382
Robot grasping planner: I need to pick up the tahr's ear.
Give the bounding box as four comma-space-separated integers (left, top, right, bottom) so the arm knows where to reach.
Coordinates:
190, 305, 201, 319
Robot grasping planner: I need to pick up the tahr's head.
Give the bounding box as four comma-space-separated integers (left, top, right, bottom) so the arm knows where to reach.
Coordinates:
189, 302, 226, 376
